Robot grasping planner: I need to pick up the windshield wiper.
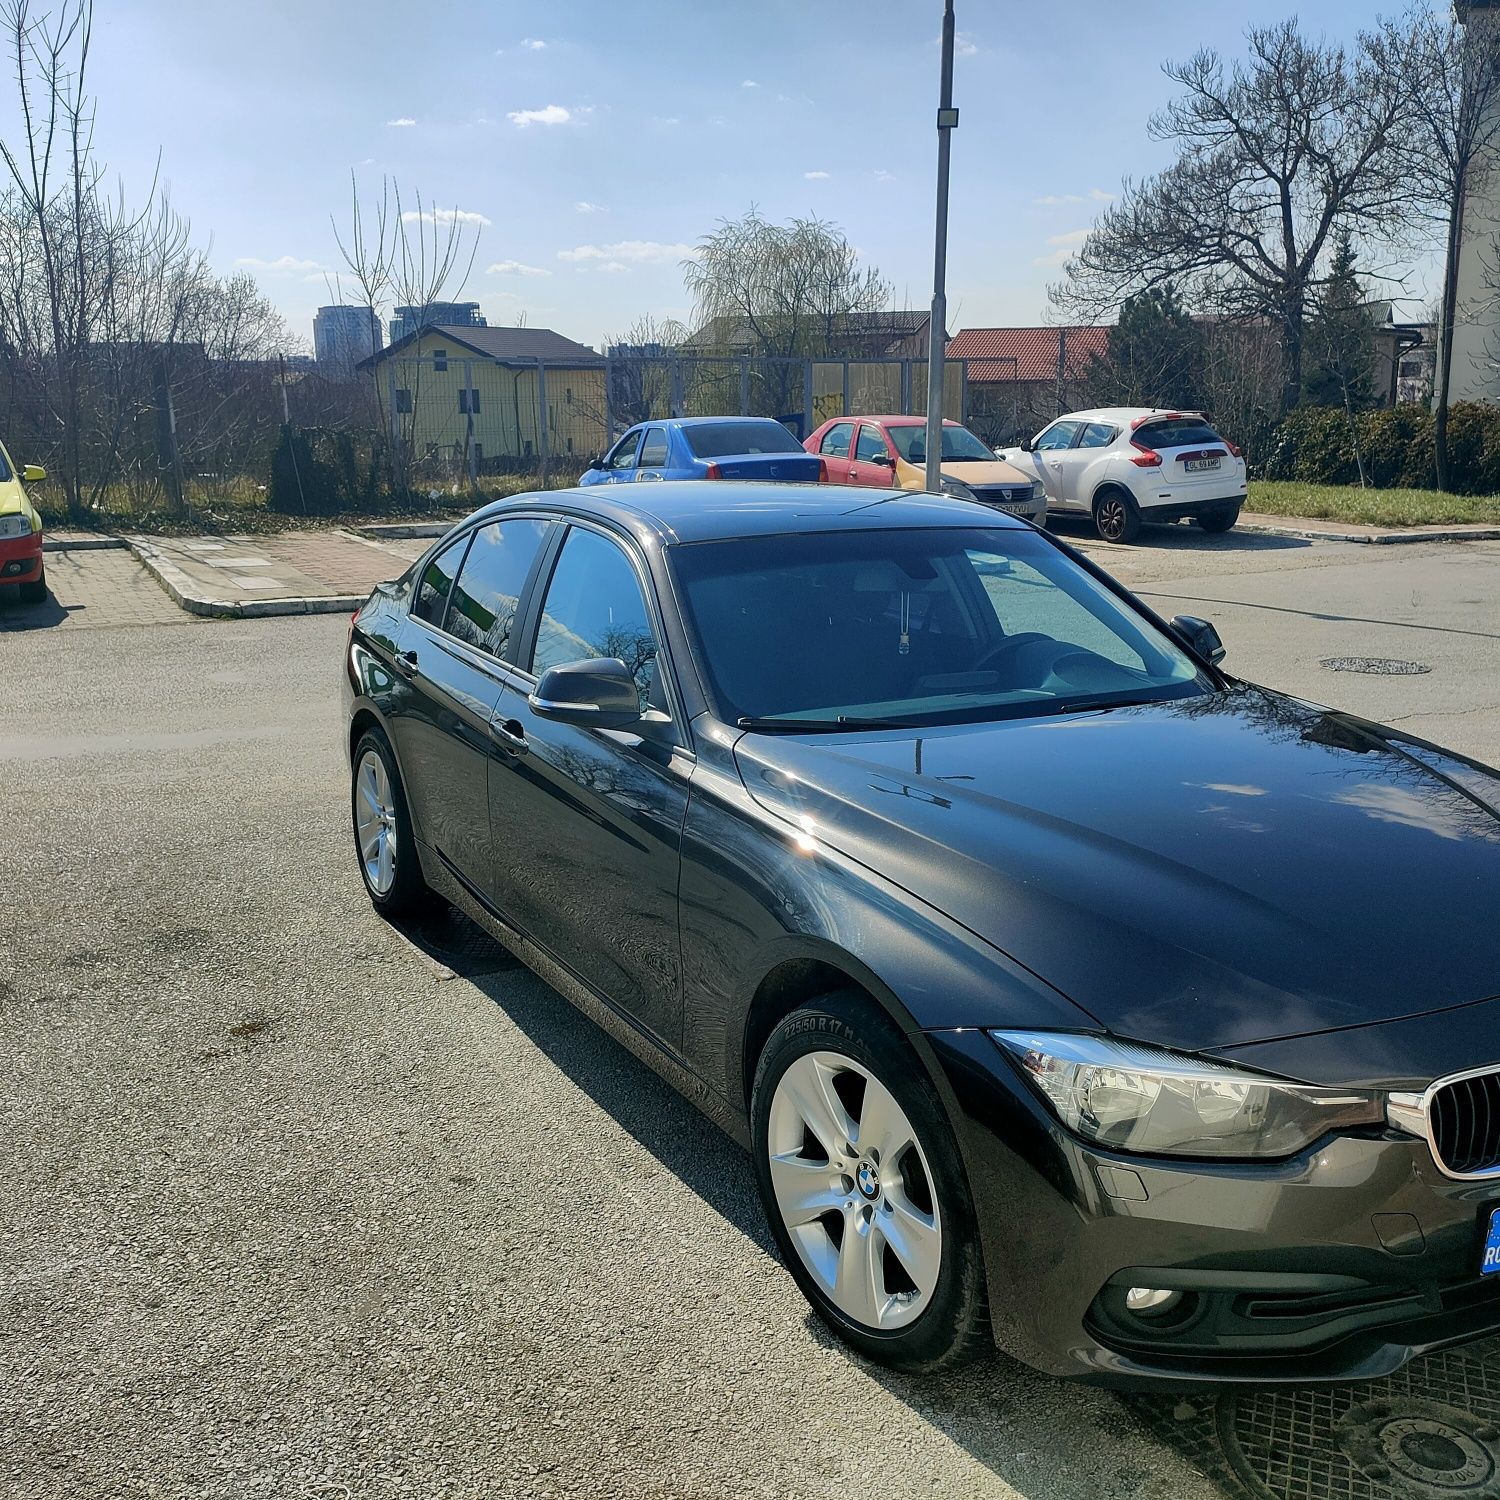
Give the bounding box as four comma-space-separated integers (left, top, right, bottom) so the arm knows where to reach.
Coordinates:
736, 715, 921, 733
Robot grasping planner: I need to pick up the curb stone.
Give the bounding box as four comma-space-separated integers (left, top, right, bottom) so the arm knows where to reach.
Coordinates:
1235, 518, 1500, 545
356, 522, 453, 541
126, 537, 363, 619
43, 535, 130, 553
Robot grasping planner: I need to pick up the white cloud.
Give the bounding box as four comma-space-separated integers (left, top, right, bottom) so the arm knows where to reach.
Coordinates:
741, 79, 758, 88
236, 254, 325, 274
804, 170, 830, 180
386, 117, 416, 128
574, 200, 606, 214
1090, 187, 1115, 201
558, 239, 697, 265
873, 169, 895, 183
956, 31, 979, 57
487, 260, 551, 277
651, 115, 681, 128
1032, 228, 1090, 266
1032, 248, 1075, 267
1048, 229, 1089, 247
508, 104, 572, 128
521, 36, 546, 49
595, 262, 630, 274
402, 207, 491, 228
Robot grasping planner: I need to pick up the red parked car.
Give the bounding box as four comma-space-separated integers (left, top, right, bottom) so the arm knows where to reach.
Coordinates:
804, 414, 1045, 523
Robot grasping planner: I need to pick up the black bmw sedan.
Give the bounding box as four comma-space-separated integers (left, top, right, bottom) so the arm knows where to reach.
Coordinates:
343, 481, 1500, 1386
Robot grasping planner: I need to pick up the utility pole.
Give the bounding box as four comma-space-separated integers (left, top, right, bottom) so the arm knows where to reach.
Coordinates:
924, 0, 958, 494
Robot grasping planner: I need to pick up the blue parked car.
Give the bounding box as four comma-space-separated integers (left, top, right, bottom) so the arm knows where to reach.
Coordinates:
579, 417, 824, 486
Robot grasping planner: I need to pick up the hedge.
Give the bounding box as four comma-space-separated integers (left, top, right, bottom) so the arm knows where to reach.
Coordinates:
1260, 402, 1500, 494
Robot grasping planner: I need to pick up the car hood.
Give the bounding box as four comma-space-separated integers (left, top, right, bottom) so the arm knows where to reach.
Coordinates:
732, 687, 1500, 1052
937, 459, 1033, 487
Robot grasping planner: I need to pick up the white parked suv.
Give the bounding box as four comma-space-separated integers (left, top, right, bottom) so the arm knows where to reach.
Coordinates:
997, 408, 1248, 543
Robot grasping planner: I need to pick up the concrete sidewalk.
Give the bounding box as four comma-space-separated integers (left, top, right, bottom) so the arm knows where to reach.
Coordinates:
126, 529, 417, 617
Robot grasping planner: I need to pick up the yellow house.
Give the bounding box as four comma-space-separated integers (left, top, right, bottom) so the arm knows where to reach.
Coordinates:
361, 324, 608, 469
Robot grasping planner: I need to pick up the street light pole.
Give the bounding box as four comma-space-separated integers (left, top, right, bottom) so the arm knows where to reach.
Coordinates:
923, 0, 957, 494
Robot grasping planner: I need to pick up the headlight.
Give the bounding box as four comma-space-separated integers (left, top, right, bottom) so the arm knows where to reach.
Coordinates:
1030, 482, 1045, 503
0, 513, 32, 540
991, 1031, 1384, 1159
939, 476, 976, 501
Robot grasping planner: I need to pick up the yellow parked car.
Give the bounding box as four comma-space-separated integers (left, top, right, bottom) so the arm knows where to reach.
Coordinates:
0, 438, 46, 604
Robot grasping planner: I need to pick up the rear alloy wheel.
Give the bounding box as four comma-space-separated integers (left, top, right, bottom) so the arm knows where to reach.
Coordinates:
351, 730, 433, 918
1093, 488, 1141, 544
18, 563, 46, 604
1198, 502, 1241, 534
751, 992, 986, 1371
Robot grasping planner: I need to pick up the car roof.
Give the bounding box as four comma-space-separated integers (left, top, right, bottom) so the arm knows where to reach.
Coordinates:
630, 415, 794, 428
474, 480, 1028, 545
821, 414, 962, 427
1046, 407, 1210, 424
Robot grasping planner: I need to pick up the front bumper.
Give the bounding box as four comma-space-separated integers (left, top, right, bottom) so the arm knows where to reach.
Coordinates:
0, 528, 42, 582
927, 1028, 1500, 1388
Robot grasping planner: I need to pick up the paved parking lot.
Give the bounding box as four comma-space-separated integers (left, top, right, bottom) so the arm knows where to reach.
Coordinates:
1, 530, 1497, 1500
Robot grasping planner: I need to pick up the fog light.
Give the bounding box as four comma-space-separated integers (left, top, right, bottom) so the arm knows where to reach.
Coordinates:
1124, 1286, 1182, 1315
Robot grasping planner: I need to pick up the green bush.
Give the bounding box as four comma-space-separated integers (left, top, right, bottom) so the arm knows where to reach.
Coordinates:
267, 426, 389, 514
1261, 402, 1500, 494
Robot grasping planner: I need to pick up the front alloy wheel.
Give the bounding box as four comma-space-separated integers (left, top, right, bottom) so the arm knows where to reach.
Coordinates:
767, 1052, 942, 1331
751, 993, 986, 1371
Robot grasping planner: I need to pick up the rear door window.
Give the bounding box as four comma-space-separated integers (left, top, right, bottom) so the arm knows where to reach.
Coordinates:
855, 425, 889, 462
411, 535, 469, 628
445, 517, 551, 660
1078, 422, 1117, 449
638, 427, 670, 467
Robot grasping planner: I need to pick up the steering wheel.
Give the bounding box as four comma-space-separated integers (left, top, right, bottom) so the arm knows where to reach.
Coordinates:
971, 632, 1055, 681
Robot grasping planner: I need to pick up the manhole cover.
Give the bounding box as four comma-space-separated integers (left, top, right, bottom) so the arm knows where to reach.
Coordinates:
1129, 1335, 1500, 1499
395, 905, 518, 979
1320, 656, 1432, 675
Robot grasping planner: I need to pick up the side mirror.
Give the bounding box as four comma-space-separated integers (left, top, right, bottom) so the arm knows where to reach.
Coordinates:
529, 656, 641, 729
1171, 614, 1226, 666
1019, 436, 1034, 453
22, 465, 45, 482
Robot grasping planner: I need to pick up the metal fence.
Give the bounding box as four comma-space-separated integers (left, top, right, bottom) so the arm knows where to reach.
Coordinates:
376, 353, 970, 485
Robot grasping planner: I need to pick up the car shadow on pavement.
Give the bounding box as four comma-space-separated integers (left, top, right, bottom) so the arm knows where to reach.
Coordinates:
0, 592, 73, 630
460, 922, 1500, 1500
1046, 516, 1313, 555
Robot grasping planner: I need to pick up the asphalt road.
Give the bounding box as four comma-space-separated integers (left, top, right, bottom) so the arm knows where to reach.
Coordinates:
1, 528, 1496, 1500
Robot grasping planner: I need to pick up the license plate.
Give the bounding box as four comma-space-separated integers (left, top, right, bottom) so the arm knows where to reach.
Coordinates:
1185, 457, 1222, 473
1482, 1208, 1500, 1275
998, 502, 1029, 515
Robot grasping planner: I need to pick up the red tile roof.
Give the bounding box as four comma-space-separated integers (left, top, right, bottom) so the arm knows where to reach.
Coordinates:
947, 326, 1110, 383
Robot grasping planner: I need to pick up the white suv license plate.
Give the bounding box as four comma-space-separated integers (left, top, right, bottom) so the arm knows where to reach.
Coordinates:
1185, 457, 1222, 473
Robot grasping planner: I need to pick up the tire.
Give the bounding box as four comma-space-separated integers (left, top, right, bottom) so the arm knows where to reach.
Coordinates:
18, 563, 46, 604
750, 991, 987, 1372
1092, 487, 1141, 544
351, 728, 434, 919
1197, 502, 1241, 534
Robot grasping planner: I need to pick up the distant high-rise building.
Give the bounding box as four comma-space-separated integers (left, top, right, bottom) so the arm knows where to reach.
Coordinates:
313, 305, 382, 373
389, 302, 486, 343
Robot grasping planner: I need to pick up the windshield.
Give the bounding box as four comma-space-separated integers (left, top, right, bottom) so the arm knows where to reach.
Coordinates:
671, 527, 1208, 729
683, 421, 803, 459
885, 423, 994, 464
0, 442, 11, 483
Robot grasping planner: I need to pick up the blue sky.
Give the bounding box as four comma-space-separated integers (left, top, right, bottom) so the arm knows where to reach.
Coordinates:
22, 0, 1426, 351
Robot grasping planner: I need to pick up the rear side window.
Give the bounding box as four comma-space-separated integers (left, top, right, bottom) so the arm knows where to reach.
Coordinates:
638, 427, 670, 467
411, 536, 468, 628
445, 517, 551, 659
684, 421, 802, 458
1135, 417, 1221, 449
819, 422, 855, 459
1078, 422, 1117, 449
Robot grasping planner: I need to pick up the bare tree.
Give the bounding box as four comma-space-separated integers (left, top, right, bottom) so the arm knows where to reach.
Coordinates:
1051, 20, 1410, 417
331, 175, 481, 491
1371, 7, 1500, 490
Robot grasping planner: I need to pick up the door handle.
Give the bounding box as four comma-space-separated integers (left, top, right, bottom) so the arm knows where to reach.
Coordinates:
489, 718, 528, 754
394, 649, 419, 678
